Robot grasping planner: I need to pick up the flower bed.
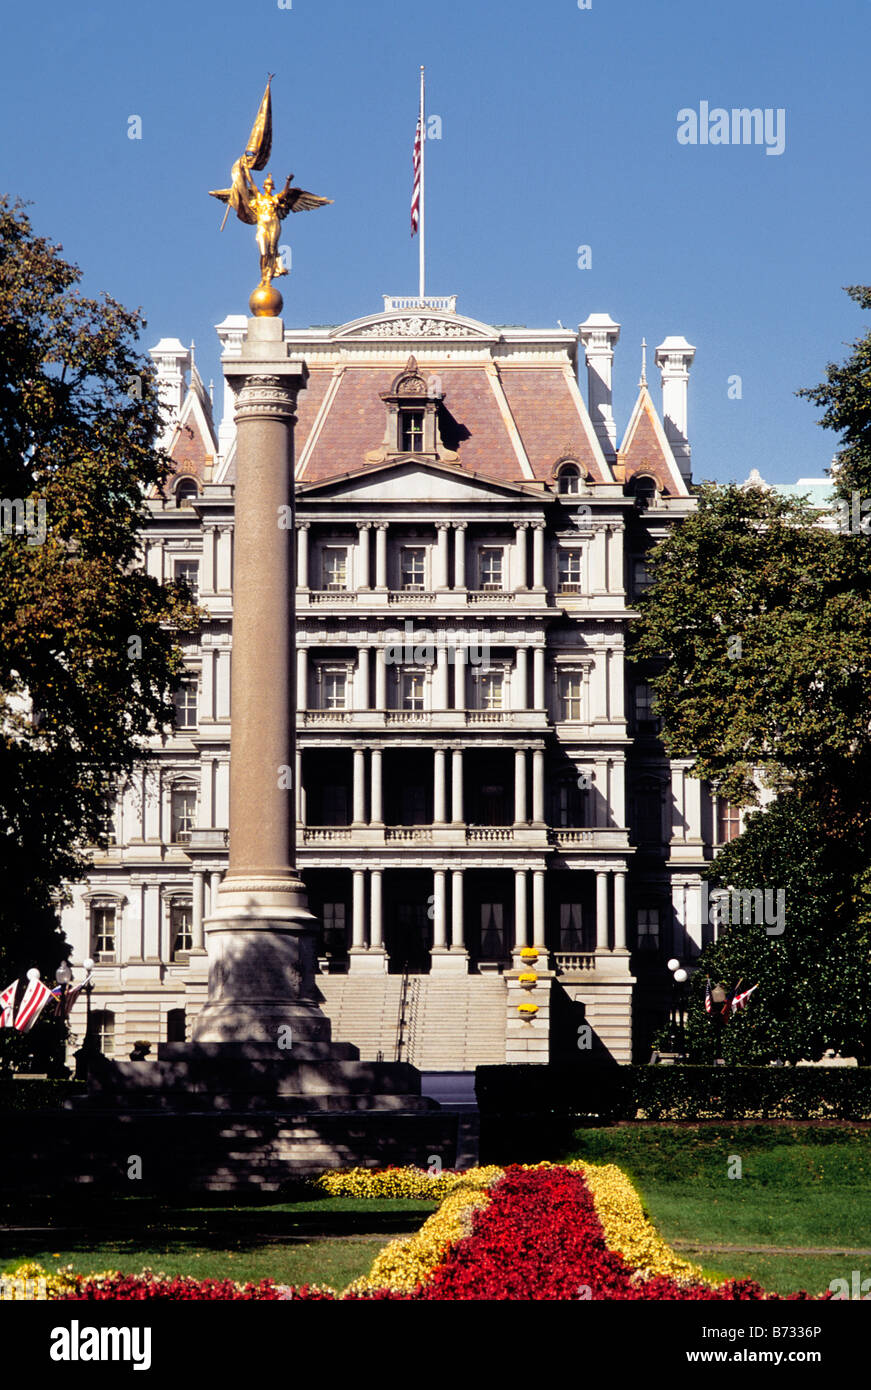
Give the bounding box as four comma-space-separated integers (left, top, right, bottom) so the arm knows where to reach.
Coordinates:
6, 1162, 827, 1300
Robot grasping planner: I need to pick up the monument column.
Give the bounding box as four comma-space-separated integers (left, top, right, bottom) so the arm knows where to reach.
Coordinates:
193, 318, 328, 1045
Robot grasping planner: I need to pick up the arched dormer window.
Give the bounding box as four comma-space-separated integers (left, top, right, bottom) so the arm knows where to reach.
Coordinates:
380, 356, 444, 457
174, 477, 199, 508
627, 473, 658, 510
557, 463, 581, 495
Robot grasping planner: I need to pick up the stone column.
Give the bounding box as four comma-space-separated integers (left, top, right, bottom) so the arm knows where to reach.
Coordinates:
192, 871, 205, 951
435, 645, 449, 709
375, 645, 387, 710
453, 647, 466, 711
532, 749, 545, 825
451, 869, 465, 950
370, 869, 384, 951
374, 523, 388, 590
296, 648, 307, 713
371, 748, 383, 825
533, 646, 546, 708
614, 870, 627, 952
353, 747, 366, 826
295, 749, 304, 826
432, 869, 447, 951
596, 870, 609, 951
435, 522, 450, 590
514, 869, 528, 951
297, 521, 310, 589
514, 646, 528, 710
195, 322, 327, 1046
433, 748, 447, 825
351, 869, 366, 950
356, 646, 370, 710
514, 749, 527, 824
532, 524, 546, 589
451, 748, 464, 826
454, 521, 467, 588
513, 521, 529, 590
356, 522, 371, 589
533, 870, 546, 949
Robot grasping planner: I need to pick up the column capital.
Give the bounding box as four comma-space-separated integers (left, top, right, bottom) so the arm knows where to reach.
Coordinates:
297, 520, 311, 530
356, 521, 372, 530
232, 372, 304, 423
435, 520, 451, 532
454, 520, 468, 530
374, 521, 389, 531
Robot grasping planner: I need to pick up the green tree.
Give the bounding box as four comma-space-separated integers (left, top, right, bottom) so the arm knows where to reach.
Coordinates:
0, 197, 197, 1066
798, 285, 871, 504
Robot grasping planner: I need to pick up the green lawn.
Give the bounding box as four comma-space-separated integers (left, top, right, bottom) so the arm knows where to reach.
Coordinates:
559, 1124, 871, 1294
0, 1196, 437, 1289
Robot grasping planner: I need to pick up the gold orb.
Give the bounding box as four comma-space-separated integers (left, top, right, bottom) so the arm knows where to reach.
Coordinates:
249, 282, 283, 317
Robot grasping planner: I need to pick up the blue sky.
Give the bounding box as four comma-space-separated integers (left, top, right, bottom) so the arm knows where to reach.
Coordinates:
1, 0, 868, 484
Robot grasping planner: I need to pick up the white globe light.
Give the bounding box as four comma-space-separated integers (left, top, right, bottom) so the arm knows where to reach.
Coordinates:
26, 967, 40, 981
84, 958, 95, 971
667, 957, 680, 973
674, 968, 688, 983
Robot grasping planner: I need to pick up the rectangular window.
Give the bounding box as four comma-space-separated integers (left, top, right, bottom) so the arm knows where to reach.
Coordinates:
479, 547, 504, 590
637, 908, 660, 951
323, 784, 349, 825
92, 1010, 115, 1056
635, 682, 659, 731
322, 547, 349, 591
479, 672, 504, 710
321, 669, 348, 710
558, 549, 582, 592
716, 798, 741, 844
400, 547, 426, 590
401, 411, 425, 452
170, 902, 193, 958
92, 906, 116, 958
401, 669, 425, 711
173, 676, 198, 731
174, 560, 199, 602
480, 902, 505, 959
633, 559, 652, 594
170, 788, 196, 844
99, 794, 117, 846
322, 902, 347, 953
559, 672, 583, 721
559, 902, 584, 951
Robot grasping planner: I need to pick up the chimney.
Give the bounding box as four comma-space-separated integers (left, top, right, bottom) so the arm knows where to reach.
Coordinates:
149, 337, 191, 448
578, 314, 621, 458
654, 336, 696, 481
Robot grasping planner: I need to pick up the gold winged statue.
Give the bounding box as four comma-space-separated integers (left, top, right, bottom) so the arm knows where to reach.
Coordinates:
209, 77, 332, 315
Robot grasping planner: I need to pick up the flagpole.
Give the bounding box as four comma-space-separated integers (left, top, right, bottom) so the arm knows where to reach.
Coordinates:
419, 65, 425, 302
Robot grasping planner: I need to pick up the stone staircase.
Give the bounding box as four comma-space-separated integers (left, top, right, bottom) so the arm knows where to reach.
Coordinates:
318, 974, 508, 1069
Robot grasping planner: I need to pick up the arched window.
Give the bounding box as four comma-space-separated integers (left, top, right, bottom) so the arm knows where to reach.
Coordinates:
557, 463, 581, 495
174, 478, 199, 508
166, 1008, 186, 1043
628, 473, 657, 509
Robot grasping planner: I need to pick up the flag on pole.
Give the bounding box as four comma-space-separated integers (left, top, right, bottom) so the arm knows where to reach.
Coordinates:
411, 114, 422, 236
14, 974, 53, 1033
49, 975, 92, 1020
0, 980, 17, 1028
731, 983, 759, 1014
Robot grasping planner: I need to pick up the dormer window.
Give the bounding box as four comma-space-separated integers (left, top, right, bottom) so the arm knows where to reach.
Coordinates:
401, 410, 425, 452
174, 478, 198, 508
378, 356, 446, 459
557, 463, 581, 495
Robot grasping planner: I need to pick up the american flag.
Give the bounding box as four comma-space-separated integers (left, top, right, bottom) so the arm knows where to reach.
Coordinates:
49, 975, 91, 1020
411, 116, 422, 236
14, 976, 53, 1033
731, 983, 759, 1014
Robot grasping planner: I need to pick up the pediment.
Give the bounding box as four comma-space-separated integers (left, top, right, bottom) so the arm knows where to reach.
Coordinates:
299, 458, 537, 502
331, 311, 494, 342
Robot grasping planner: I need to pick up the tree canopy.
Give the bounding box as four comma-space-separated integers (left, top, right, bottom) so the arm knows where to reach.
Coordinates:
0, 197, 197, 1058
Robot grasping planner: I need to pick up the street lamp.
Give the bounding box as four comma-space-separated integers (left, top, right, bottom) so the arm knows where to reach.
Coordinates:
667, 959, 690, 1055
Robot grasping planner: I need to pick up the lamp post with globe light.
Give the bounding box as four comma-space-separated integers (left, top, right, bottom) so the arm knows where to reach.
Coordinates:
667, 957, 690, 1056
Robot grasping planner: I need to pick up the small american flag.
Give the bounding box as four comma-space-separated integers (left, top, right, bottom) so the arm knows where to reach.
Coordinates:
411, 116, 422, 236
731, 983, 759, 1014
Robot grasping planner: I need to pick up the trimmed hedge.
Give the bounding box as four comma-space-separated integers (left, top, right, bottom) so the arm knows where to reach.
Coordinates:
475, 1065, 871, 1122
0, 1079, 84, 1112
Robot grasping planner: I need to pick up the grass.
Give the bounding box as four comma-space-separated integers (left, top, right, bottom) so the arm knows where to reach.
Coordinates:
0, 1196, 437, 1289
558, 1124, 871, 1294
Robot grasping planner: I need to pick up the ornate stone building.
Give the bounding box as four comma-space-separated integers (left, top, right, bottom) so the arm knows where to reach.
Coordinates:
61, 298, 737, 1067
